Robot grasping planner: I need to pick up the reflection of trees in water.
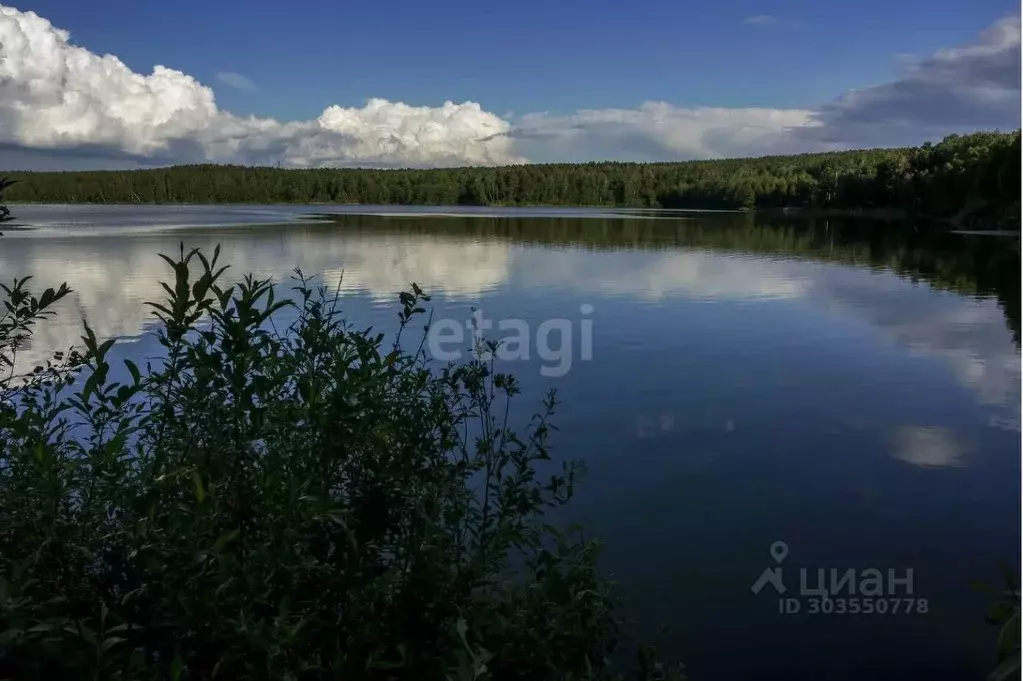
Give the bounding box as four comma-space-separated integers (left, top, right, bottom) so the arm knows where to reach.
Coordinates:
320, 213, 1021, 348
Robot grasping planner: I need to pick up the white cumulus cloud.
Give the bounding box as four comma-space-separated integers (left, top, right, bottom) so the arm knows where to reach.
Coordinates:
0, 6, 216, 156
0, 5, 521, 168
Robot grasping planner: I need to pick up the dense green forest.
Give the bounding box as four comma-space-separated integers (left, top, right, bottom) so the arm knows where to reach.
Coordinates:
4, 131, 1020, 225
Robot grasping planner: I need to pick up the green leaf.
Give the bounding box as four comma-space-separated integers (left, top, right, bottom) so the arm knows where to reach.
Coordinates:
191, 470, 206, 504
988, 601, 1016, 624
997, 610, 1021, 658
124, 359, 141, 385
170, 653, 184, 681
212, 530, 240, 553
120, 589, 144, 607
98, 337, 116, 358
100, 636, 126, 653
104, 623, 134, 634
65, 622, 97, 645
989, 654, 1021, 681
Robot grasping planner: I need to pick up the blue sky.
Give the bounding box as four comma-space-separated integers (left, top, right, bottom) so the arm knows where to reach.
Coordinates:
17, 0, 1018, 119
0, 0, 1019, 168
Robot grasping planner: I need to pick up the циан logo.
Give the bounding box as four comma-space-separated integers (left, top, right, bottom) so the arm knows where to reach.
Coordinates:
751, 541, 929, 616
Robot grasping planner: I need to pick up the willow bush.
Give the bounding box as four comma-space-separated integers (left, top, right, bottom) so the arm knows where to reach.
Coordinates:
0, 244, 684, 680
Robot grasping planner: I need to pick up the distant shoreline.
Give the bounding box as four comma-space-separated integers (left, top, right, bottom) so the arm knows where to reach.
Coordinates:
757, 206, 907, 221
0, 200, 911, 217
0, 201, 911, 223
6, 201, 1014, 231
0, 201, 988, 227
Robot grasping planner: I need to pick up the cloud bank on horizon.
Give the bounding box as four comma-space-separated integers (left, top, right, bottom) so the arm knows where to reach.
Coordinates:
0, 4, 1018, 169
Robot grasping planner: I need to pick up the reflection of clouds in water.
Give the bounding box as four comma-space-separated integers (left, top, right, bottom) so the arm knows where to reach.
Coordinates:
3, 232, 817, 373
0, 232, 511, 372
885, 306, 1017, 409
514, 249, 811, 301
186, 233, 511, 302
890, 426, 970, 468
636, 412, 678, 438
2, 247, 162, 375
319, 239, 509, 302
635, 412, 736, 439
988, 413, 1021, 432
806, 266, 1021, 411
611, 252, 810, 301
3, 224, 1018, 426
525, 249, 1018, 418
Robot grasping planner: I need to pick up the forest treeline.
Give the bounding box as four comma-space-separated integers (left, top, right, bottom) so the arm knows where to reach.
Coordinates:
4, 131, 1020, 223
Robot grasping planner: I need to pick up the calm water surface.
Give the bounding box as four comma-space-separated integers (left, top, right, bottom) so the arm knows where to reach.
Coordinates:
2, 204, 1020, 680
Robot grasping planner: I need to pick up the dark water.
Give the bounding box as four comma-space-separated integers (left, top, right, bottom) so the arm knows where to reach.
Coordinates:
2, 205, 1020, 680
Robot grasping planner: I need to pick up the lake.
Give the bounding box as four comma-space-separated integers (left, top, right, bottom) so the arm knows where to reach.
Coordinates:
2, 204, 1020, 680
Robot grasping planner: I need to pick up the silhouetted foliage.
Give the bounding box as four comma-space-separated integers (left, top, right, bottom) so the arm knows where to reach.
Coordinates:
974, 567, 1021, 681
4, 132, 1019, 226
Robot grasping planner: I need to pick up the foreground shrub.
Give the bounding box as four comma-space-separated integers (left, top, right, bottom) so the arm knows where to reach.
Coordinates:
0, 245, 684, 680
976, 568, 1021, 681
